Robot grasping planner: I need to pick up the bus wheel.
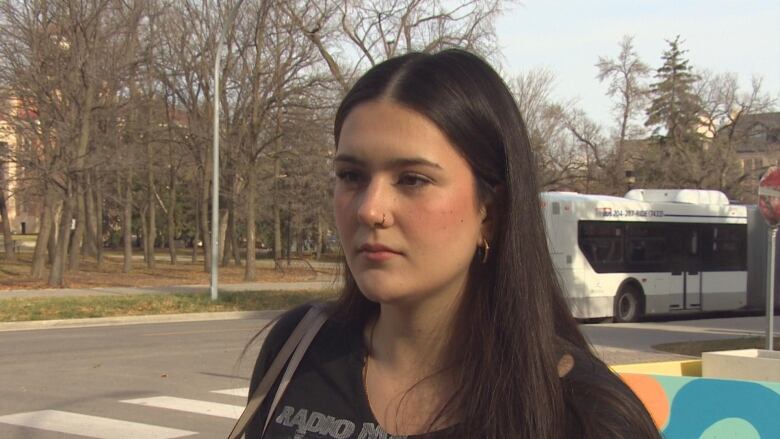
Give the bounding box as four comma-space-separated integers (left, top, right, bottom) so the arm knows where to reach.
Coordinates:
614, 285, 642, 323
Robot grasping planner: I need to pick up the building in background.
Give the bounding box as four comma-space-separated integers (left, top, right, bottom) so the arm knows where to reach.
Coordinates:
735, 112, 780, 202
0, 97, 41, 235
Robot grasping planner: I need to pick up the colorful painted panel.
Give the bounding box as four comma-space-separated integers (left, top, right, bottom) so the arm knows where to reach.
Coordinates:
621, 374, 780, 438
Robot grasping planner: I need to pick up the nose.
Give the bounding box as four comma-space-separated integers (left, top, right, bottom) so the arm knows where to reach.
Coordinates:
356, 177, 392, 227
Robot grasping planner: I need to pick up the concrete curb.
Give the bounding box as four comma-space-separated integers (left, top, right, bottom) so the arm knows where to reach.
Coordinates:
0, 309, 286, 332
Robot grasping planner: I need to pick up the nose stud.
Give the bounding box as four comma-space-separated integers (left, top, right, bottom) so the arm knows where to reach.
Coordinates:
377, 213, 387, 227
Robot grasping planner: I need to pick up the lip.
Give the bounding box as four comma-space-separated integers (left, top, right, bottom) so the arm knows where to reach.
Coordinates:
357, 243, 401, 262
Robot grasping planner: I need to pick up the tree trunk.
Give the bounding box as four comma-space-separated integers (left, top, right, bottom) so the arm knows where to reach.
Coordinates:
95, 179, 104, 266
167, 162, 177, 265
244, 168, 256, 281
146, 142, 156, 269
229, 175, 241, 265
123, 171, 133, 273
296, 213, 303, 258
84, 173, 98, 257
31, 189, 53, 279
68, 77, 94, 270
315, 212, 323, 260
0, 183, 15, 262
221, 205, 233, 267
286, 201, 292, 266
221, 176, 237, 267
47, 200, 61, 265
222, 225, 232, 267
48, 186, 73, 287
141, 204, 149, 265
200, 170, 211, 272
273, 158, 282, 261
68, 185, 86, 271
230, 204, 240, 265
192, 196, 199, 263
218, 208, 228, 264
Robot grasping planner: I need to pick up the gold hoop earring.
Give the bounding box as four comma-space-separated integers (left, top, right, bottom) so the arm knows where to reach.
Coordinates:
481, 238, 490, 263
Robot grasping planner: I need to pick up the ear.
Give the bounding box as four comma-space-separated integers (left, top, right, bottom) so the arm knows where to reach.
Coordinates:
479, 185, 504, 242
479, 205, 492, 242
557, 354, 574, 377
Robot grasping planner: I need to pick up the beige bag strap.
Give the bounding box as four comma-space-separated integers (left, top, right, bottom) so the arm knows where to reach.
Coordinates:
262, 308, 327, 435
227, 305, 327, 439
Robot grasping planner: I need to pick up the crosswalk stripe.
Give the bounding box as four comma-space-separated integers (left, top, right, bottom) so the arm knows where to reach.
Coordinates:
122, 396, 243, 419
0, 410, 196, 439
211, 387, 249, 397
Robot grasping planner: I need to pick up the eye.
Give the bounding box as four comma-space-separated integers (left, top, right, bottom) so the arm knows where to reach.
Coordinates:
396, 173, 432, 188
335, 169, 365, 185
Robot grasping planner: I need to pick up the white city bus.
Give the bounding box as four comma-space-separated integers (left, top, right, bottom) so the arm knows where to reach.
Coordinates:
541, 189, 748, 322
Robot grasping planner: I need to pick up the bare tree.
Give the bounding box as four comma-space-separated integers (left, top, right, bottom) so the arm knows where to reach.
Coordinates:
155, 0, 219, 271
511, 70, 600, 191
0, 0, 111, 285
596, 35, 650, 191
0, 0, 510, 282
696, 72, 776, 200
283, 0, 504, 92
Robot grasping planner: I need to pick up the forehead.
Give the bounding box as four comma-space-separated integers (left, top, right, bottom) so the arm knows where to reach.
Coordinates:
336, 100, 465, 165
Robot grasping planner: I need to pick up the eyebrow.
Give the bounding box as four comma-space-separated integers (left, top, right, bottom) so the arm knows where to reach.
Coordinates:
333, 154, 442, 170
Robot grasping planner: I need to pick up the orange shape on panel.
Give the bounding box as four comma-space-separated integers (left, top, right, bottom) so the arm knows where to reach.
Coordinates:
620, 373, 670, 429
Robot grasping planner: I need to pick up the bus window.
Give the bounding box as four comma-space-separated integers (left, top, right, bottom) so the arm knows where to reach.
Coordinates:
625, 223, 668, 271
701, 224, 747, 271
627, 239, 666, 264
689, 230, 698, 256
578, 222, 624, 272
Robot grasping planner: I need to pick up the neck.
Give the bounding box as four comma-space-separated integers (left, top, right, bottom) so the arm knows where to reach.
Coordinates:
362, 298, 461, 434
367, 296, 459, 376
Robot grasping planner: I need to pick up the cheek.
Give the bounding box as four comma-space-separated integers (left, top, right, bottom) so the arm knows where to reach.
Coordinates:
413, 192, 481, 240
333, 192, 354, 233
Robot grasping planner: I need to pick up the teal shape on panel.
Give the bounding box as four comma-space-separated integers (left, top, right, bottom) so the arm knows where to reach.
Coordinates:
652, 375, 692, 399
662, 379, 780, 439
699, 418, 760, 439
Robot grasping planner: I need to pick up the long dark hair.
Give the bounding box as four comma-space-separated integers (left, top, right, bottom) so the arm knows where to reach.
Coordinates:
330, 50, 656, 438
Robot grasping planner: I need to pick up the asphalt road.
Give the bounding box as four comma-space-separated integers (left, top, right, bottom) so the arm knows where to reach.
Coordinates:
583, 314, 780, 364
0, 314, 778, 438
0, 317, 273, 438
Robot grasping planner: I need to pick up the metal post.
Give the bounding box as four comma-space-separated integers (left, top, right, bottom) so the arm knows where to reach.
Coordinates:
767, 227, 777, 350
209, 0, 246, 301
210, 40, 222, 301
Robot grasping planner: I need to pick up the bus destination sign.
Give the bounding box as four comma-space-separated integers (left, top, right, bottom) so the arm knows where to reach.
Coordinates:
596, 207, 664, 218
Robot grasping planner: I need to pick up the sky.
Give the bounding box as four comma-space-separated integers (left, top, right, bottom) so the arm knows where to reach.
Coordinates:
495, 0, 780, 129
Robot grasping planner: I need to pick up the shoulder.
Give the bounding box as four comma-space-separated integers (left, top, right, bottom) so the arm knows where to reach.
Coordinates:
250, 304, 326, 379
560, 346, 660, 439
262, 304, 315, 352
244, 305, 321, 436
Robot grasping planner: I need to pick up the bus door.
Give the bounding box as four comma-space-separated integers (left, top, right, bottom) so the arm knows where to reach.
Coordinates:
668, 225, 702, 310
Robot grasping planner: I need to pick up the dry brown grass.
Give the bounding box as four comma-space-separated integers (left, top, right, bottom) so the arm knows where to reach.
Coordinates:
0, 289, 339, 321
0, 250, 336, 291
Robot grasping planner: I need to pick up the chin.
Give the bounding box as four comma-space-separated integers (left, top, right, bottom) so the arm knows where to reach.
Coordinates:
352, 273, 414, 305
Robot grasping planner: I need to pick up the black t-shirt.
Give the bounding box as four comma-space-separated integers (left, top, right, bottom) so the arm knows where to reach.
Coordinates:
245, 305, 659, 439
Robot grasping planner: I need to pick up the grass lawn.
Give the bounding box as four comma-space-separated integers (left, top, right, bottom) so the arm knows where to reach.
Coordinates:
0, 289, 339, 322
653, 337, 780, 356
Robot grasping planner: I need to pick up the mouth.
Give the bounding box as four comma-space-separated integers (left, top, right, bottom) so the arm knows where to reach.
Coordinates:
357, 243, 401, 261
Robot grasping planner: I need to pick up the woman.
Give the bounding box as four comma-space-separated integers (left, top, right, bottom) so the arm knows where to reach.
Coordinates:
244, 49, 660, 438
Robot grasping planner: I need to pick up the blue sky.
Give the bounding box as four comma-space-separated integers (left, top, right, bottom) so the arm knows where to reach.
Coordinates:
495, 0, 779, 129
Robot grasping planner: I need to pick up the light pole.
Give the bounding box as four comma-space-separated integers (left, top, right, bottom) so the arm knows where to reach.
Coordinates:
758, 167, 780, 350
766, 226, 777, 351
211, 0, 245, 301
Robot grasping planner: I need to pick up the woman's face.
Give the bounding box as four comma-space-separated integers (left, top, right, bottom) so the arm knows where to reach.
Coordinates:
334, 100, 487, 308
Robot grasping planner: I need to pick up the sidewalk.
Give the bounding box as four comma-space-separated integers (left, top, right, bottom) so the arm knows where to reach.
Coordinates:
0, 276, 344, 300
